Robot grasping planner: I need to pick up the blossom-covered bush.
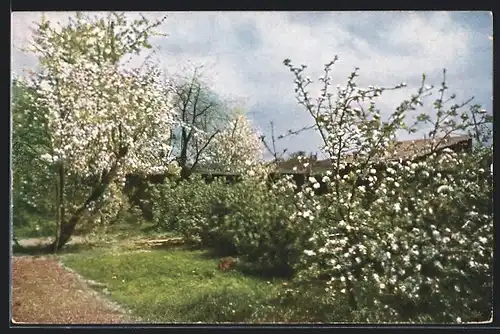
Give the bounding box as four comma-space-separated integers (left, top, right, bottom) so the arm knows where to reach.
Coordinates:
281, 58, 493, 323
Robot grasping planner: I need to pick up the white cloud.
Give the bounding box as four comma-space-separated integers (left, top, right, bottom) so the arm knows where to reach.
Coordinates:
11, 11, 492, 157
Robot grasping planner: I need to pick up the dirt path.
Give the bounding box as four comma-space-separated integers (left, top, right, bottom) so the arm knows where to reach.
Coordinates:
14, 235, 89, 248
11, 235, 184, 324
11, 256, 138, 324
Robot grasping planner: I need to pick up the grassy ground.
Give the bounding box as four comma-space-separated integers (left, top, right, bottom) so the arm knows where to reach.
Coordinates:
60, 246, 296, 323
13, 217, 331, 323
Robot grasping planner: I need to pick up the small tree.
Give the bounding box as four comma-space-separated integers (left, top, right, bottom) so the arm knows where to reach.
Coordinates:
201, 109, 264, 173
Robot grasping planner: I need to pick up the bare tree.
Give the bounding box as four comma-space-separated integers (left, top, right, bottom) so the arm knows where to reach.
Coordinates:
168, 66, 231, 178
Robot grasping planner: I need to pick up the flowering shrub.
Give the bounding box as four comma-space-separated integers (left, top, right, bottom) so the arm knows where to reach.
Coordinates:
281, 58, 492, 322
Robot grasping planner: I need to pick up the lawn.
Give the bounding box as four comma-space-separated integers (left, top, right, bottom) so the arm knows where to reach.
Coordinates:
13, 217, 344, 323
60, 246, 297, 323
14, 218, 340, 323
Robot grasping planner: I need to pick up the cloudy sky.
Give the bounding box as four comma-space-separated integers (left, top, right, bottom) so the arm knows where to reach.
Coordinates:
11, 11, 493, 159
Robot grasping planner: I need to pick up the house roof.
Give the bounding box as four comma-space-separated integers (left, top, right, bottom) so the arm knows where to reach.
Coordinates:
373, 135, 471, 161
277, 135, 472, 172
192, 135, 472, 175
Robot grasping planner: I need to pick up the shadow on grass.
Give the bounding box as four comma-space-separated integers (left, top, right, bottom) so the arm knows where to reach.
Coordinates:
138, 238, 191, 252
171, 288, 324, 323
195, 247, 235, 259
12, 242, 98, 256
237, 264, 294, 280
193, 249, 294, 280
140, 223, 162, 234
150, 287, 281, 323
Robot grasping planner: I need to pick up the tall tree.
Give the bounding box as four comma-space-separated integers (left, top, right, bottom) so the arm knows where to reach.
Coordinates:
11, 78, 55, 236
19, 12, 177, 252
168, 67, 231, 178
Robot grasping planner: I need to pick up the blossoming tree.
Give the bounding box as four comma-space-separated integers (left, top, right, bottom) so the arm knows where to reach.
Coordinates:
200, 109, 264, 173
18, 12, 178, 252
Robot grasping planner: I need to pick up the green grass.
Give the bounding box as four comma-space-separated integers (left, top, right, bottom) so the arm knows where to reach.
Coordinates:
13, 213, 346, 323
61, 246, 298, 323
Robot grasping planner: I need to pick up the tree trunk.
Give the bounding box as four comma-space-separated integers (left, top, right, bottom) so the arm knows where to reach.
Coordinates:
44, 156, 124, 253
46, 215, 79, 253
180, 165, 192, 180
54, 162, 66, 251
345, 277, 358, 311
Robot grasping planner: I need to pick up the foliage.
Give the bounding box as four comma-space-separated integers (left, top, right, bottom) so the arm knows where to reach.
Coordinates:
218, 167, 309, 276
11, 78, 57, 238
150, 174, 228, 248
149, 164, 313, 276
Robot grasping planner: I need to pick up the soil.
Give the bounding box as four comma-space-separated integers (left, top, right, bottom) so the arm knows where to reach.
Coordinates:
11, 235, 186, 324
11, 234, 141, 325
11, 255, 141, 324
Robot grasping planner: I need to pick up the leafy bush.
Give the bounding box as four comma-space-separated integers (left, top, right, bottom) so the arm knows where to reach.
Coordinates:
150, 168, 316, 277
221, 171, 311, 277
150, 174, 233, 251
